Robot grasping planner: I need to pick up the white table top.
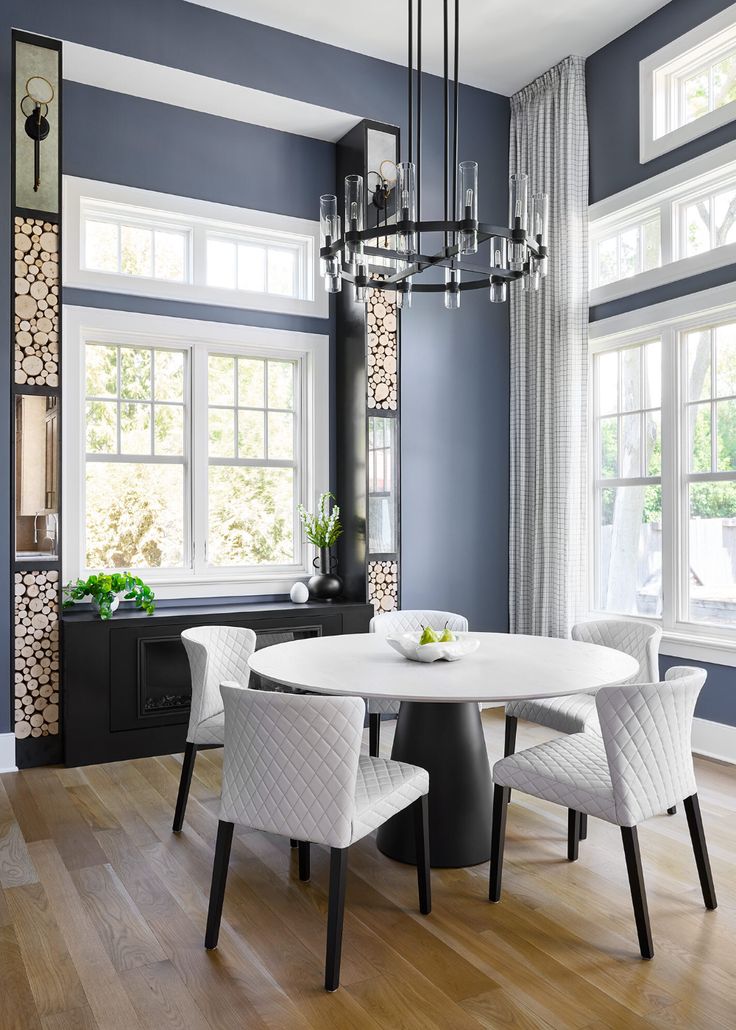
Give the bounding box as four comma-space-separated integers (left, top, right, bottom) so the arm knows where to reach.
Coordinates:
248, 632, 640, 703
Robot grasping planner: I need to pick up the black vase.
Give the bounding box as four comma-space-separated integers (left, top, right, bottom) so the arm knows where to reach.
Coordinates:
308, 546, 343, 601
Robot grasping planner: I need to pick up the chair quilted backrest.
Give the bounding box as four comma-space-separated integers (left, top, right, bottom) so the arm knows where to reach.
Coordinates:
181, 625, 257, 736
219, 685, 365, 848
370, 609, 469, 636
572, 619, 661, 683
596, 666, 706, 826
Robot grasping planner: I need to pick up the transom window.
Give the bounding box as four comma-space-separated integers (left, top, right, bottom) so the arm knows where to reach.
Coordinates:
591, 303, 736, 645
64, 177, 325, 318
64, 308, 329, 597
591, 213, 660, 289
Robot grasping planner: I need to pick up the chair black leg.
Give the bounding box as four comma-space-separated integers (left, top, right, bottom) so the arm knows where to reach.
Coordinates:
568, 810, 581, 861
667, 805, 677, 816
503, 716, 517, 803
325, 847, 349, 992
205, 820, 234, 950
290, 839, 298, 848
369, 713, 381, 757
683, 794, 717, 910
413, 795, 431, 915
172, 742, 198, 832
489, 783, 510, 902
298, 841, 311, 882
621, 826, 654, 959
579, 813, 588, 840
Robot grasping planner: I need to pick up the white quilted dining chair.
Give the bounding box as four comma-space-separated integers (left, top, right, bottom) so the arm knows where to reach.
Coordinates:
489, 667, 716, 960
368, 609, 469, 756
205, 685, 431, 991
172, 625, 257, 832
503, 619, 665, 826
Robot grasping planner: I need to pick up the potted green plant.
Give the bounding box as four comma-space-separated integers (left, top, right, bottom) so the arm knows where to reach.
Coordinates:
62, 572, 156, 620
297, 492, 343, 600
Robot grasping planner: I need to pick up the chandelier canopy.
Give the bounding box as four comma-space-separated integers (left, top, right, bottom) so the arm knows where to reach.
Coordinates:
319, 0, 549, 309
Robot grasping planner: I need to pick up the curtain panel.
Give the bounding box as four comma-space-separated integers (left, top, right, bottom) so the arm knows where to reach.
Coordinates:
509, 55, 589, 637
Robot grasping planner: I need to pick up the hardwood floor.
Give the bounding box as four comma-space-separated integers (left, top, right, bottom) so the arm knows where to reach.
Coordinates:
1, 708, 734, 1030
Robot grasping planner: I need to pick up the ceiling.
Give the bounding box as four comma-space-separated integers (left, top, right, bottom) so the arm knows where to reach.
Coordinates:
185, 0, 671, 95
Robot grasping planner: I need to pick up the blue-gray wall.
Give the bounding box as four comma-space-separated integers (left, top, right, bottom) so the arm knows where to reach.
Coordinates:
587, 0, 736, 727
1, 2, 510, 733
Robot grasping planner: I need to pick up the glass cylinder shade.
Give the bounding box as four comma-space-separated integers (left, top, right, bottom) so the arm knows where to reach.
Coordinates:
344, 174, 364, 265
489, 235, 507, 273
490, 279, 507, 303
444, 266, 461, 310
509, 172, 528, 232
396, 162, 417, 257
457, 161, 478, 255
396, 282, 412, 309
531, 192, 550, 278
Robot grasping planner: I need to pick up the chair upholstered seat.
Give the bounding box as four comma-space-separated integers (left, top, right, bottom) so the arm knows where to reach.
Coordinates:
194, 711, 225, 746
352, 755, 429, 843
494, 733, 616, 821
504, 693, 599, 734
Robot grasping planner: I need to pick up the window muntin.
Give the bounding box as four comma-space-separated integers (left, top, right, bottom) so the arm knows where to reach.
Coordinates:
84, 217, 189, 283
83, 343, 188, 570
206, 355, 298, 567
591, 213, 661, 289
205, 234, 301, 297
683, 322, 736, 627
593, 341, 662, 617
666, 41, 736, 136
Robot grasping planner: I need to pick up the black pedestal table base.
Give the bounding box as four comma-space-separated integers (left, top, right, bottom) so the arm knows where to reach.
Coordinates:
376, 701, 492, 868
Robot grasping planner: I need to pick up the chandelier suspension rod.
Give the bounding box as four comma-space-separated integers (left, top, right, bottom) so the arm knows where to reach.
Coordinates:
416, 0, 422, 226
452, 0, 459, 228
443, 0, 449, 246
407, 0, 413, 165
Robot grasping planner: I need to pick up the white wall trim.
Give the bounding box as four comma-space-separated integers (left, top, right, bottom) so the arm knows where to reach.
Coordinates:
692, 716, 736, 765
0, 733, 17, 774
63, 177, 328, 320
62, 41, 361, 144
589, 280, 736, 340
62, 305, 329, 600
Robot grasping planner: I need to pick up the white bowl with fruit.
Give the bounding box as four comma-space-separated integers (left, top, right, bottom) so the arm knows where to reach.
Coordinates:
385, 624, 480, 663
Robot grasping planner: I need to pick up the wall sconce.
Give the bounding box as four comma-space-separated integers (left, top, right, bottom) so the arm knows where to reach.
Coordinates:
20, 76, 54, 193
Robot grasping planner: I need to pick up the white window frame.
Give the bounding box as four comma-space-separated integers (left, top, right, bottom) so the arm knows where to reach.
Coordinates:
589, 281, 736, 667
590, 138, 736, 306
62, 306, 329, 599
640, 2, 736, 163
63, 177, 327, 319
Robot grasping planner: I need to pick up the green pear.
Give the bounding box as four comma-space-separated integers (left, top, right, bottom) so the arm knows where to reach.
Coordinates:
439, 624, 455, 642
419, 625, 440, 645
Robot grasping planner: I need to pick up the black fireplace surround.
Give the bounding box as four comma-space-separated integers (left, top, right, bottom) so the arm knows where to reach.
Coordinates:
62, 600, 373, 767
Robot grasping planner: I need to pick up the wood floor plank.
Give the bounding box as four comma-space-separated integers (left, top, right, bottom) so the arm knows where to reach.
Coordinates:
40, 1004, 99, 1030
22, 770, 107, 871
71, 864, 168, 972
27, 840, 143, 1030
1, 771, 51, 844
119, 959, 212, 1030
0, 781, 38, 887
0, 922, 44, 1030
4, 881, 88, 1017
65, 785, 120, 833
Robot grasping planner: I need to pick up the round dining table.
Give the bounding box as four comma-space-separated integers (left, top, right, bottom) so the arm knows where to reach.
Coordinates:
248, 632, 639, 868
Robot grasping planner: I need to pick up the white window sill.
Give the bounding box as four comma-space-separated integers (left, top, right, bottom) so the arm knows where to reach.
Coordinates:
660, 630, 736, 669
131, 574, 308, 601
589, 242, 736, 307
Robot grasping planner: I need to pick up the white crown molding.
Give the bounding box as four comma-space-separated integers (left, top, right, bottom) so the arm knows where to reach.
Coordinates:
693, 717, 736, 765
0, 733, 17, 774
62, 41, 362, 143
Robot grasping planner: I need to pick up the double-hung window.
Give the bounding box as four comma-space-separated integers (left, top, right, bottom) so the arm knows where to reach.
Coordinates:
64, 308, 328, 597
590, 288, 736, 659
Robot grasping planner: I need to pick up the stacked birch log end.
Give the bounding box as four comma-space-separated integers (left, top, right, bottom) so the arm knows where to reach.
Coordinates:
366, 289, 398, 411
368, 560, 398, 612
14, 216, 59, 387
14, 570, 60, 739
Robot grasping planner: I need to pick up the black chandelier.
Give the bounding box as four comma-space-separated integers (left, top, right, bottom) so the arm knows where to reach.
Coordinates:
319, 0, 549, 309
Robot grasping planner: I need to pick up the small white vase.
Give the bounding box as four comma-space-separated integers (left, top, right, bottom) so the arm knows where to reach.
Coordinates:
94, 594, 120, 616
290, 581, 309, 604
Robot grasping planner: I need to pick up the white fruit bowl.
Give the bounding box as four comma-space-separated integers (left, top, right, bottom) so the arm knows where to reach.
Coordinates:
385, 631, 480, 663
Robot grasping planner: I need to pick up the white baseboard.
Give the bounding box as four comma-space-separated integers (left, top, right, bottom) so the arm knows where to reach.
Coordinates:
692, 717, 736, 765
0, 733, 16, 773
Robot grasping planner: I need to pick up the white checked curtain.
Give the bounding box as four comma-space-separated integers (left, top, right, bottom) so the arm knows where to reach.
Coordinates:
509, 55, 589, 638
